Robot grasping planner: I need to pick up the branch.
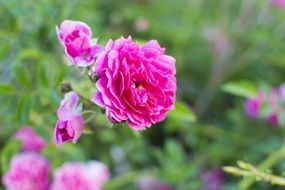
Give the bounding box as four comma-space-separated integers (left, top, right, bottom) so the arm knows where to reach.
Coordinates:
224, 161, 285, 187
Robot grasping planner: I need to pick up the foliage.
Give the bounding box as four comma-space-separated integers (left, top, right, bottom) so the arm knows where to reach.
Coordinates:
1, 0, 285, 189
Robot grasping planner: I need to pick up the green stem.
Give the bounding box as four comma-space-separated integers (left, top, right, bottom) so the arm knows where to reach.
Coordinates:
238, 141, 285, 189
60, 82, 101, 110
224, 164, 285, 186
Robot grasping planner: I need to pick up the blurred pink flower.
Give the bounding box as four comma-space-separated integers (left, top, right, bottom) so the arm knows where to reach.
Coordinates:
54, 91, 84, 145
268, 88, 279, 108
244, 91, 265, 118
200, 168, 225, 190
2, 152, 50, 190
271, 0, 285, 8
266, 88, 280, 126
266, 114, 279, 126
135, 17, 150, 32
279, 83, 285, 101
51, 161, 109, 190
92, 37, 176, 130
203, 26, 232, 57
14, 127, 46, 152
136, 176, 172, 190
245, 86, 285, 126
56, 20, 103, 67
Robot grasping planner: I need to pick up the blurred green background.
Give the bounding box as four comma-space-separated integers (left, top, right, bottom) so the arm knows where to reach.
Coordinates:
1, 0, 285, 189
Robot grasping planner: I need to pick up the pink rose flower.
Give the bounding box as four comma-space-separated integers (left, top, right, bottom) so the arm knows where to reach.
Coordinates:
271, 0, 285, 8
56, 20, 103, 67
14, 127, 46, 152
2, 152, 50, 190
92, 37, 176, 130
54, 91, 84, 145
51, 161, 110, 190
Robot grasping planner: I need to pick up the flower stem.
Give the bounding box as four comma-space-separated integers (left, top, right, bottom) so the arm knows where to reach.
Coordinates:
237, 140, 285, 189
224, 161, 285, 187
60, 82, 99, 109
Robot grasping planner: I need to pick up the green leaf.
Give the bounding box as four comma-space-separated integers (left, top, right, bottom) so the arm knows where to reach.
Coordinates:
54, 67, 68, 86
103, 171, 138, 190
17, 49, 44, 60
279, 112, 285, 128
165, 139, 185, 166
60, 144, 86, 161
260, 101, 274, 118
1, 140, 21, 174
15, 94, 32, 125
0, 83, 14, 95
37, 61, 49, 87
13, 62, 32, 89
42, 144, 64, 170
221, 80, 258, 98
82, 127, 94, 135
167, 101, 196, 123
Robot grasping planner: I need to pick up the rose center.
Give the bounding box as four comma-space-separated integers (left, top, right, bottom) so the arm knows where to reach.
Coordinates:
133, 81, 144, 90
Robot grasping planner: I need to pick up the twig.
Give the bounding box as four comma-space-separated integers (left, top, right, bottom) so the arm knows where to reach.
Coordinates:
224, 160, 285, 187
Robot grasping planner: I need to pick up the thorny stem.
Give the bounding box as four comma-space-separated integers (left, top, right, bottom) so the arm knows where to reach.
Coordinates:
223, 161, 285, 187
227, 140, 285, 189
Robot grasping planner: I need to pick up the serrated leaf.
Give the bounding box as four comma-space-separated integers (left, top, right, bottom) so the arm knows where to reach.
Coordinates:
221, 80, 258, 98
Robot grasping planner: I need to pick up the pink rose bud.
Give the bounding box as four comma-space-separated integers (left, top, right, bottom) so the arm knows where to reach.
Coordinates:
56, 20, 103, 67
2, 153, 50, 190
271, 0, 285, 8
92, 37, 176, 130
14, 127, 46, 152
54, 91, 84, 145
51, 161, 110, 190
